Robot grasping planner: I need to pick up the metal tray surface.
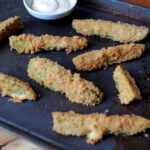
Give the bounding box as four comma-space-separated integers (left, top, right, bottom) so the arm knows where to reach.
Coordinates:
0, 0, 150, 150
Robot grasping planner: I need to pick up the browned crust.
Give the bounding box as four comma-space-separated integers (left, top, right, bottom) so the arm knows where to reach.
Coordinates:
73, 43, 145, 71
9, 34, 88, 54
27, 57, 103, 106
52, 111, 150, 144
0, 73, 37, 103
0, 16, 23, 41
72, 19, 149, 43
113, 65, 142, 104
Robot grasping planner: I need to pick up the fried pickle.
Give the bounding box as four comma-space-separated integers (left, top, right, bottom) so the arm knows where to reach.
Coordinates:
0, 16, 23, 41
0, 73, 37, 103
72, 19, 149, 43
52, 111, 150, 144
73, 43, 145, 71
27, 57, 103, 106
113, 65, 142, 104
9, 34, 88, 54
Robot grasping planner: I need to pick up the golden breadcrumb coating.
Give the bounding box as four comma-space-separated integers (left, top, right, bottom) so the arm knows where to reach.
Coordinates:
113, 65, 142, 104
72, 19, 149, 43
9, 34, 88, 54
52, 111, 150, 144
27, 57, 103, 106
0, 16, 23, 41
73, 43, 145, 71
0, 73, 37, 103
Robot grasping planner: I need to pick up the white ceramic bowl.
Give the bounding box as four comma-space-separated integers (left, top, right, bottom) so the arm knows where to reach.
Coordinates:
23, 0, 77, 20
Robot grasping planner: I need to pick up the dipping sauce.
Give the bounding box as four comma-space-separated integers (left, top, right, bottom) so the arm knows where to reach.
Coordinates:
30, 0, 71, 13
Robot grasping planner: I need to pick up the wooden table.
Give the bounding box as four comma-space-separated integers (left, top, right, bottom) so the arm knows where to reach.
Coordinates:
124, 0, 150, 8
0, 129, 45, 150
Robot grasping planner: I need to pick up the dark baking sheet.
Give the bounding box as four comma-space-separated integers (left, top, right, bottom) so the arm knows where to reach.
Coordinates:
0, 0, 150, 150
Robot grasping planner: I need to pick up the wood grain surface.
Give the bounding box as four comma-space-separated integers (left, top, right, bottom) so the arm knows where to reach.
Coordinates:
0, 130, 17, 147
0, 129, 45, 150
124, 0, 150, 8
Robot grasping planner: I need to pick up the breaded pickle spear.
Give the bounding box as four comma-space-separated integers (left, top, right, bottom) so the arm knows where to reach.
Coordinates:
27, 57, 103, 106
113, 65, 142, 104
0, 16, 23, 41
73, 43, 145, 71
9, 34, 88, 54
52, 111, 150, 144
72, 19, 149, 43
0, 73, 37, 103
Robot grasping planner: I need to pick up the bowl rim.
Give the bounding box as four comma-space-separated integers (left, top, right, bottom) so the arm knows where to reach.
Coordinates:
23, 0, 77, 16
